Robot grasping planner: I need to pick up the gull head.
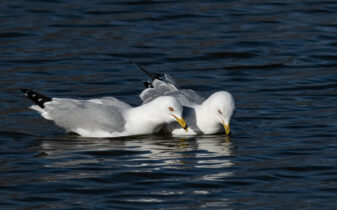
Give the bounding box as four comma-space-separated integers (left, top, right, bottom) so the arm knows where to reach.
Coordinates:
206, 91, 235, 135
151, 96, 188, 132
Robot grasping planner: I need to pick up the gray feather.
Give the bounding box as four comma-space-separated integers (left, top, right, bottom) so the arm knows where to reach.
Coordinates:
43, 98, 127, 133
140, 74, 205, 106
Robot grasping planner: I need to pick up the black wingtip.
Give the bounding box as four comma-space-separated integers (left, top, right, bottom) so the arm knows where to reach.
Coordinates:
130, 60, 163, 81
143, 81, 153, 88
130, 60, 152, 77
20, 88, 52, 108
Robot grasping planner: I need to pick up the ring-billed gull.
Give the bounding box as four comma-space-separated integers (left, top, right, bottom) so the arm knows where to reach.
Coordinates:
20, 89, 188, 138
133, 62, 235, 136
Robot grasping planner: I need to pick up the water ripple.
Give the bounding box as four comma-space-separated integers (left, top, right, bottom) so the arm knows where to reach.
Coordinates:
1, 0, 337, 209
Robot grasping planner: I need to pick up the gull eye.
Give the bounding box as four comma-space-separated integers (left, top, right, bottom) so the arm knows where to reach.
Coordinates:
169, 107, 174, 112
218, 109, 222, 115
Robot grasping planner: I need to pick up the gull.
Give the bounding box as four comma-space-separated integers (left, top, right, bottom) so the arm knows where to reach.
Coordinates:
132, 62, 235, 136
20, 89, 188, 138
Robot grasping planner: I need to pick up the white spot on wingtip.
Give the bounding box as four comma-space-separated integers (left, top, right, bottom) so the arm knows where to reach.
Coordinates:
32, 94, 36, 97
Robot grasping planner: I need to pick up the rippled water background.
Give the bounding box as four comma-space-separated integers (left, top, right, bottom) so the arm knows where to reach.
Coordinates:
1, 0, 337, 209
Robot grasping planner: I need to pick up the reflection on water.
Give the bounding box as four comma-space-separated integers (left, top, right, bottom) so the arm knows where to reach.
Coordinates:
37, 135, 234, 182
0, 135, 234, 208
1, 0, 337, 208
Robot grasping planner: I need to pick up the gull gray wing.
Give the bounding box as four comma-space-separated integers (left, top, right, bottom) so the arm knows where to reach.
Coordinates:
178, 89, 205, 105
140, 75, 205, 106
41, 98, 128, 133
88, 97, 132, 109
162, 74, 178, 88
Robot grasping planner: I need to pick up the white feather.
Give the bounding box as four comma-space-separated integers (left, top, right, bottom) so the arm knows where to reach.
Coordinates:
139, 74, 235, 135
28, 95, 185, 138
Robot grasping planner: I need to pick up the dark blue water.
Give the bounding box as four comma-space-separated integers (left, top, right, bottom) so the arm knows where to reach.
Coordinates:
1, 0, 337, 209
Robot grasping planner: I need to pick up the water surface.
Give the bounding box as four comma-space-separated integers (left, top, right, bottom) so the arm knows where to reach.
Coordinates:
1, 0, 337, 209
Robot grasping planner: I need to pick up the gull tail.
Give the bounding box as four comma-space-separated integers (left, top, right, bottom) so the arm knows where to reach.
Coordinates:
130, 60, 163, 88
20, 89, 52, 108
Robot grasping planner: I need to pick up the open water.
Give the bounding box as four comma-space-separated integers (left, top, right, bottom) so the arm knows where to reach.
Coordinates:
1, 0, 337, 209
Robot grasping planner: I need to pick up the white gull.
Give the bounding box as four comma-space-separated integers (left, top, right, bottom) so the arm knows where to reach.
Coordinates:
20, 89, 188, 138
134, 63, 235, 136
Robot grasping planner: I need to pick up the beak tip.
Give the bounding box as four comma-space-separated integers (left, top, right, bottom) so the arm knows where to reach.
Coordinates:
224, 123, 231, 136
175, 116, 188, 132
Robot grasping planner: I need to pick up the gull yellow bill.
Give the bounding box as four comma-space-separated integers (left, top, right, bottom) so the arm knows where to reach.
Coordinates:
171, 115, 188, 132
223, 123, 231, 135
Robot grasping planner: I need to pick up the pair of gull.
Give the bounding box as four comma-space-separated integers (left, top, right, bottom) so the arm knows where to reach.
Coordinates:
21, 64, 235, 138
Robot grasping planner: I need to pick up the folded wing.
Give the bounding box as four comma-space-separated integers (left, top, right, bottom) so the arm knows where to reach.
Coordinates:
37, 98, 128, 133
140, 74, 205, 106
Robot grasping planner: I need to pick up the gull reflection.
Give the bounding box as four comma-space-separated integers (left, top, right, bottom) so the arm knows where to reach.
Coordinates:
37, 134, 234, 182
